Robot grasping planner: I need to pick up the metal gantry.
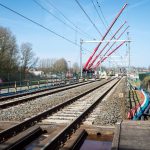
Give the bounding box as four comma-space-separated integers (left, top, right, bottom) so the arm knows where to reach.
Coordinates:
80, 38, 131, 77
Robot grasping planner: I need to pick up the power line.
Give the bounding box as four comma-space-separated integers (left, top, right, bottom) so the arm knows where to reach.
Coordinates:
0, 2, 92, 54
0, 3, 78, 46
33, 0, 78, 34
91, 0, 119, 54
91, 0, 114, 39
95, 0, 116, 39
90, 0, 108, 30
96, 0, 109, 28
75, 0, 103, 37
45, 0, 95, 39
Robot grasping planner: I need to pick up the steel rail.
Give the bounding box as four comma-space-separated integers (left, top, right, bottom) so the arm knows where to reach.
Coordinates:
0, 80, 81, 101
0, 80, 98, 109
0, 78, 114, 143
42, 78, 120, 149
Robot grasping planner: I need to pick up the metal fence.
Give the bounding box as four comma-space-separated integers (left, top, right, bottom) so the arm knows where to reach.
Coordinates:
0, 72, 79, 95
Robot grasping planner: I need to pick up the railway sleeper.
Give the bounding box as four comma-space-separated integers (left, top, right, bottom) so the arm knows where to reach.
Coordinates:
0, 80, 88, 102
0, 125, 44, 150
0, 78, 115, 144
42, 79, 120, 150
0, 81, 93, 109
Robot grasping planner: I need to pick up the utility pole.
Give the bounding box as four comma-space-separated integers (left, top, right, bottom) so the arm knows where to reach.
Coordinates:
127, 32, 130, 74
99, 55, 102, 77
80, 39, 83, 78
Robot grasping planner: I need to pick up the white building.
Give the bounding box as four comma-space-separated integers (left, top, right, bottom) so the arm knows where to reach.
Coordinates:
28, 69, 44, 77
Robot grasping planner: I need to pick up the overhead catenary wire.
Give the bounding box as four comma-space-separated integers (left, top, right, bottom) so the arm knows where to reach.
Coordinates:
90, 0, 115, 41
95, 0, 115, 38
45, 0, 95, 39
33, 0, 94, 40
0, 2, 92, 53
33, 0, 78, 33
75, 0, 103, 37
96, 0, 110, 28
90, 0, 108, 30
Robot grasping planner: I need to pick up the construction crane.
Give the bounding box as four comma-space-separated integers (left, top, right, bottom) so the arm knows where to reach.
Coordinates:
83, 3, 128, 74
93, 41, 126, 70
93, 25, 130, 70
87, 21, 127, 70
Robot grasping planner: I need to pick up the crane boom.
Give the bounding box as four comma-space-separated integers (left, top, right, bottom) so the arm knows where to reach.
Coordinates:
87, 21, 126, 69
102, 41, 126, 62
94, 41, 126, 70
94, 26, 129, 69
83, 3, 128, 70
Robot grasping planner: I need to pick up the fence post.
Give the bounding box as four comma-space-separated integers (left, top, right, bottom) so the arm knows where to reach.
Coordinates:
8, 82, 10, 93
27, 81, 29, 91
14, 81, 17, 93
38, 80, 40, 89
47, 80, 48, 87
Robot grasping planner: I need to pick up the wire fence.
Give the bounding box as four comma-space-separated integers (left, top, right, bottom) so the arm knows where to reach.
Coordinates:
0, 72, 79, 95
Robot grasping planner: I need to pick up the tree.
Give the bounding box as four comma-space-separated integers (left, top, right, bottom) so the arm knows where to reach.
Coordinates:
72, 62, 80, 73
141, 76, 150, 91
53, 58, 68, 73
38, 58, 56, 73
0, 26, 18, 80
20, 42, 38, 78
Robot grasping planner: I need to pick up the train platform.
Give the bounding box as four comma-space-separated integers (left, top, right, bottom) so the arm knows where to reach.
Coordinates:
112, 120, 150, 150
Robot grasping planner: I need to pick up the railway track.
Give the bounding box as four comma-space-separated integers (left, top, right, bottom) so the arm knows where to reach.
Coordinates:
0, 80, 99, 109
0, 77, 119, 149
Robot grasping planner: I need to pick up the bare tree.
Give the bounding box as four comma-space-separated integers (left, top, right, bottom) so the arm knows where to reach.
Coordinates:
53, 58, 68, 73
0, 26, 18, 80
38, 58, 56, 73
72, 62, 80, 73
20, 42, 38, 78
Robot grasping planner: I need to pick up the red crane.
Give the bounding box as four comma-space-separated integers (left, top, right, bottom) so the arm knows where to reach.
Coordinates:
83, 3, 127, 71
94, 26, 129, 69
87, 21, 127, 69
101, 41, 126, 63
93, 41, 126, 70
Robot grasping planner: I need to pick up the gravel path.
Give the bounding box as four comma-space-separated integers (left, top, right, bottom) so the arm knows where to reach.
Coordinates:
93, 77, 127, 126
0, 79, 107, 121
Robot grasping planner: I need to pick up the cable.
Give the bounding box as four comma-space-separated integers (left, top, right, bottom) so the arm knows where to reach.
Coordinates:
45, 0, 95, 39
96, 0, 109, 28
75, 0, 103, 37
0, 2, 94, 55
96, 0, 116, 39
0, 3, 78, 45
91, 0, 115, 40
33, 0, 78, 35
90, 0, 107, 30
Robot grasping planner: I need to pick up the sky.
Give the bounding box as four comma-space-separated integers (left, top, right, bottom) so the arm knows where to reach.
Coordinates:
0, 0, 150, 68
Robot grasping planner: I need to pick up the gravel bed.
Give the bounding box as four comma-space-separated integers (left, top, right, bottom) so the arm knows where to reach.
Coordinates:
0, 81, 91, 104
93, 77, 127, 126
0, 80, 107, 121
43, 79, 118, 123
